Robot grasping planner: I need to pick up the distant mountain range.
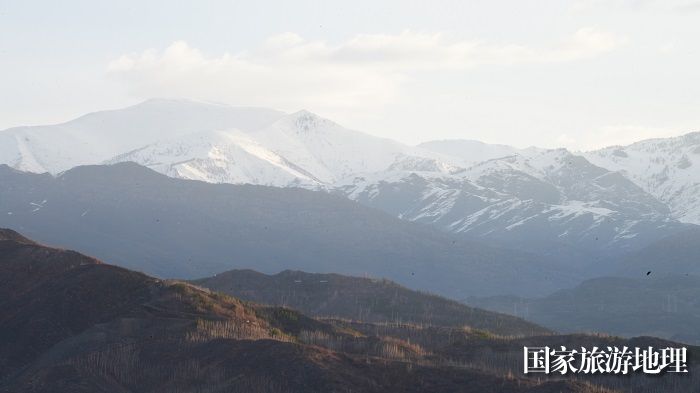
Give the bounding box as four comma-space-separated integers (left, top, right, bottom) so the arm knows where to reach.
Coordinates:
0, 163, 578, 298
337, 148, 685, 260
0, 99, 696, 264
463, 227, 700, 345
467, 272, 700, 345
2, 229, 696, 393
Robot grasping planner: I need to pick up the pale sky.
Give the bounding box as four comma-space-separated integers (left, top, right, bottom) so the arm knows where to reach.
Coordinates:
1, 0, 699, 150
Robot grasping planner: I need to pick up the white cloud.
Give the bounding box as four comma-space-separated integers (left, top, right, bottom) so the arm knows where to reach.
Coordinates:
108, 29, 625, 113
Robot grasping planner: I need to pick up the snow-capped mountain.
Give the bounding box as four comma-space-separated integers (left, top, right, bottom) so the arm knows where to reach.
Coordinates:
0, 99, 696, 262
584, 132, 700, 225
0, 99, 284, 173
337, 148, 683, 259
106, 130, 323, 187
107, 109, 448, 187
248, 111, 427, 184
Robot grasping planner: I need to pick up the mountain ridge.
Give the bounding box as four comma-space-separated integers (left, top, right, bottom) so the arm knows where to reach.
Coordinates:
0, 162, 578, 298
584, 131, 700, 224
191, 269, 551, 337
1, 100, 698, 266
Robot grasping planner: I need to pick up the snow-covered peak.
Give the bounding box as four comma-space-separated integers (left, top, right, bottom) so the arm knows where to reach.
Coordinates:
107, 129, 323, 187
386, 155, 464, 174
250, 111, 434, 183
602, 131, 700, 152
584, 131, 700, 224
90, 106, 457, 188
249, 109, 331, 136
286, 110, 333, 133
462, 148, 571, 180
0, 99, 286, 174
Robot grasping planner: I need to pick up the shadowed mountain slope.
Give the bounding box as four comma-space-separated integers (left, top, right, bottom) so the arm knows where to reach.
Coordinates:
614, 226, 700, 277
467, 274, 700, 345
0, 163, 577, 298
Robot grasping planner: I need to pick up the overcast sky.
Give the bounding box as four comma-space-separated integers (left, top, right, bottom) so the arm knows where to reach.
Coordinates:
1, 0, 699, 150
